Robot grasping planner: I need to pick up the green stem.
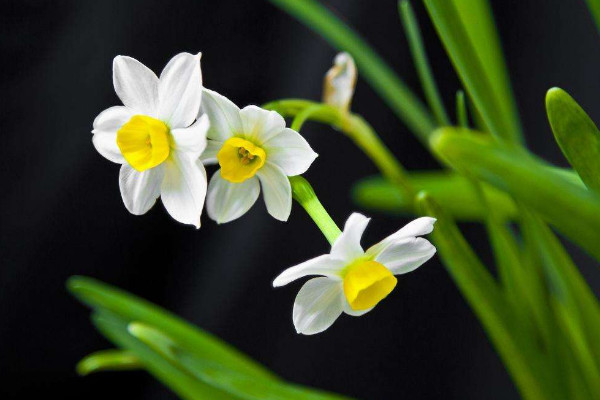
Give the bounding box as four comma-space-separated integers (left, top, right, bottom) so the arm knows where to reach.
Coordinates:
267, 0, 436, 143
270, 99, 415, 198
289, 176, 341, 245
399, 0, 450, 126
291, 104, 329, 132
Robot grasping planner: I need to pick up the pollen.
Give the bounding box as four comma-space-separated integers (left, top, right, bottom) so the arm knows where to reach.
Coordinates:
117, 115, 170, 172
343, 260, 397, 311
217, 137, 266, 183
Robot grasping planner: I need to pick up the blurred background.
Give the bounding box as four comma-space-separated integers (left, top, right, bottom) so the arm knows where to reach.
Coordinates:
1, 0, 600, 398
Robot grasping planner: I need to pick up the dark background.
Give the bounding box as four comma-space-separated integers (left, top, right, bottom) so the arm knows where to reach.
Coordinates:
1, 0, 600, 398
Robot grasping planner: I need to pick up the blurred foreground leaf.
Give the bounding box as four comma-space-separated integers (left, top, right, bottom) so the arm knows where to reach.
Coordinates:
68, 276, 275, 381
93, 311, 232, 400
76, 349, 141, 376
546, 87, 600, 193
352, 173, 516, 221
424, 0, 522, 144
70, 277, 354, 400
430, 128, 600, 261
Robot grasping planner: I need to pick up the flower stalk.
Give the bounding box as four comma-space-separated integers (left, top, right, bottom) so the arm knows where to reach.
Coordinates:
269, 100, 416, 199
289, 176, 341, 245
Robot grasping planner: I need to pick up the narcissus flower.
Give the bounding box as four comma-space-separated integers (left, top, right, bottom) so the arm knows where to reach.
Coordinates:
322, 52, 357, 113
273, 213, 436, 335
92, 52, 208, 228
200, 90, 318, 223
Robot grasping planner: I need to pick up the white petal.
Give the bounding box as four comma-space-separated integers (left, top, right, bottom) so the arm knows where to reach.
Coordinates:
330, 213, 370, 262
92, 131, 124, 164
160, 152, 207, 228
92, 106, 134, 163
367, 217, 437, 256
293, 277, 344, 335
113, 56, 159, 115
256, 162, 291, 222
158, 52, 203, 129
171, 114, 209, 159
374, 237, 436, 275
92, 105, 133, 132
343, 301, 373, 317
239, 105, 286, 144
206, 171, 260, 223
200, 89, 242, 141
262, 128, 318, 176
119, 164, 164, 215
273, 255, 345, 287
200, 140, 223, 165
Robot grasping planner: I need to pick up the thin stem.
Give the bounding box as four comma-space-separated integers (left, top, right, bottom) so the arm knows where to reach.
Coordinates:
267, 0, 436, 143
291, 103, 330, 132
269, 99, 415, 198
399, 0, 449, 126
289, 176, 341, 245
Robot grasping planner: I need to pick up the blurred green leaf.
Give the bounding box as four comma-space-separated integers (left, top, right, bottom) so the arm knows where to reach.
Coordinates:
92, 311, 234, 400
71, 278, 354, 400
585, 0, 600, 36
399, 0, 449, 126
415, 193, 549, 400
76, 350, 141, 376
423, 0, 522, 144
352, 172, 516, 221
520, 210, 600, 394
456, 90, 468, 128
430, 128, 600, 261
127, 321, 353, 400
176, 353, 353, 400
546, 87, 600, 193
67, 276, 276, 382
266, 0, 436, 142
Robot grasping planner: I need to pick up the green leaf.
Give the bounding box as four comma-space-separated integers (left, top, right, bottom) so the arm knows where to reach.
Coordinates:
520, 211, 600, 395
398, 0, 449, 126
423, 0, 522, 144
585, 0, 600, 37
92, 311, 234, 400
127, 321, 353, 400
415, 193, 549, 400
175, 353, 353, 400
266, 0, 436, 142
352, 172, 516, 221
430, 127, 600, 261
455, 90, 468, 128
546, 87, 600, 193
76, 350, 141, 376
67, 276, 276, 382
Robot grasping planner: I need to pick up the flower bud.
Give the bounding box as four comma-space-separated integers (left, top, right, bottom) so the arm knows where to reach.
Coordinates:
322, 52, 357, 113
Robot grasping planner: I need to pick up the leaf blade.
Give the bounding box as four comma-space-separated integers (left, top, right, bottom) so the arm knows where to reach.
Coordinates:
546, 87, 600, 193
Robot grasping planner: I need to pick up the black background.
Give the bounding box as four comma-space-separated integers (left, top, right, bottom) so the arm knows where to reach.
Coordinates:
2, 0, 600, 399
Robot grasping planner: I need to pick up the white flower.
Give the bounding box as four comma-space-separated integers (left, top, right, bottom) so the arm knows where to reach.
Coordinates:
92, 52, 209, 228
322, 52, 357, 113
199, 89, 318, 223
273, 213, 436, 335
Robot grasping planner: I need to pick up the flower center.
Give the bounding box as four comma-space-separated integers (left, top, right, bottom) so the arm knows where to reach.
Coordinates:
117, 115, 170, 172
217, 137, 266, 183
342, 260, 397, 311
